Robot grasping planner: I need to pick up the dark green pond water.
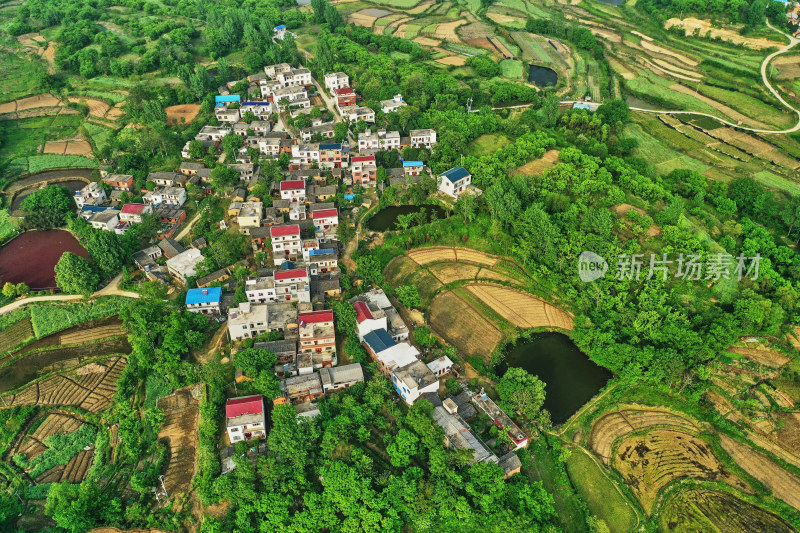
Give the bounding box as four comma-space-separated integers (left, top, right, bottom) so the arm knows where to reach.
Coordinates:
498, 332, 612, 424
528, 65, 558, 88
366, 205, 446, 232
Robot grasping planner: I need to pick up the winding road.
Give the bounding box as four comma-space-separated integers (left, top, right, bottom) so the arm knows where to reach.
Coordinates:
629, 20, 800, 134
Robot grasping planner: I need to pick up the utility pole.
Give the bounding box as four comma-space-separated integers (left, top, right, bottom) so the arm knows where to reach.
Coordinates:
355, 230, 360, 250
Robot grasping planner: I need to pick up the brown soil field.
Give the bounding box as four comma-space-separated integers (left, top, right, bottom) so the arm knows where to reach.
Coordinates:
660, 487, 795, 533
413, 36, 441, 47
348, 12, 378, 28
719, 433, 800, 511
106, 103, 125, 120
64, 140, 93, 156
639, 40, 699, 66
59, 323, 126, 344
407, 247, 499, 267
708, 128, 800, 169
609, 59, 635, 80
486, 12, 523, 26
459, 21, 494, 40
384, 255, 419, 285
435, 55, 467, 66
15, 412, 83, 459
645, 58, 702, 83
727, 345, 790, 368
157, 387, 201, 496
428, 262, 480, 284
630, 30, 653, 42
68, 96, 110, 119
431, 20, 467, 42
614, 429, 748, 512
465, 37, 497, 55
774, 56, 800, 80
16, 32, 45, 49
2, 356, 126, 412
590, 406, 702, 464
429, 290, 502, 358
746, 429, 800, 471
665, 18, 784, 49
515, 149, 560, 176
0, 94, 64, 114
465, 283, 573, 330
165, 104, 200, 125
42, 141, 68, 155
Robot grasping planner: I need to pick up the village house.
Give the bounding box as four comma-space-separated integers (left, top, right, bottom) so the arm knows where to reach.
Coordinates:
156, 206, 186, 225
185, 287, 223, 314
311, 208, 338, 238
228, 301, 298, 340
256, 339, 298, 376
307, 248, 337, 275
319, 143, 347, 169
74, 182, 107, 209
290, 143, 320, 165
237, 201, 263, 230
403, 160, 424, 176
166, 248, 204, 283
392, 359, 440, 405
158, 238, 185, 258
273, 24, 286, 40
334, 87, 357, 108
319, 363, 364, 394
300, 122, 336, 142
381, 94, 407, 114
88, 209, 119, 232
196, 125, 231, 142
298, 310, 337, 367
410, 129, 437, 148
310, 185, 336, 202
282, 373, 323, 404
215, 107, 241, 123
288, 203, 307, 221
427, 355, 454, 377
279, 180, 306, 203
229, 163, 256, 181
225, 395, 267, 443
103, 173, 134, 191
248, 119, 272, 134
179, 162, 205, 176
438, 167, 472, 198
472, 389, 529, 450
133, 245, 162, 270
363, 329, 419, 374
79, 205, 109, 221
340, 106, 375, 123
148, 172, 186, 187
353, 301, 388, 341
259, 137, 283, 157
311, 274, 341, 303
433, 404, 498, 465
350, 156, 377, 187
245, 267, 311, 303
119, 203, 152, 224
276, 67, 312, 88
143, 187, 187, 207
357, 129, 400, 152
196, 268, 230, 289
240, 102, 273, 119
350, 288, 409, 341
270, 86, 310, 109
324, 72, 349, 91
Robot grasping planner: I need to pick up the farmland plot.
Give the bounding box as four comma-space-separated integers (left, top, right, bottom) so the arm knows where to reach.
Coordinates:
2, 356, 126, 412
465, 283, 573, 330
157, 387, 201, 496
429, 291, 502, 358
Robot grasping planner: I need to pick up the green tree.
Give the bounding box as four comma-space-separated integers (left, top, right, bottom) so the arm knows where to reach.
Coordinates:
386, 428, 419, 468
2, 283, 16, 298
21, 185, 75, 230
334, 121, 349, 143
496, 367, 546, 422
413, 326, 436, 347
188, 140, 207, 159
54, 252, 99, 295
397, 284, 421, 308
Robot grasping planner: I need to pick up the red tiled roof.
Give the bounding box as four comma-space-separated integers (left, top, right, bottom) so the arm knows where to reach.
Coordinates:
312, 209, 338, 219
280, 180, 306, 191
354, 301, 372, 323
351, 156, 375, 163
270, 224, 300, 237
274, 268, 308, 280
298, 310, 333, 324
121, 203, 146, 214
335, 87, 355, 95
226, 395, 264, 418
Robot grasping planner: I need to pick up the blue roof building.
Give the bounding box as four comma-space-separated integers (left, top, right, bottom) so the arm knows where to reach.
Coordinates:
319, 143, 342, 151
441, 167, 470, 183
274, 24, 286, 30
310, 248, 335, 256
572, 103, 591, 110
215, 95, 241, 104
364, 329, 396, 355
403, 161, 424, 167
185, 287, 222, 314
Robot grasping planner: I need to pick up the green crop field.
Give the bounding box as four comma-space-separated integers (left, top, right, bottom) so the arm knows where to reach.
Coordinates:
566, 449, 638, 533
753, 170, 800, 195
500, 60, 524, 79
624, 123, 711, 175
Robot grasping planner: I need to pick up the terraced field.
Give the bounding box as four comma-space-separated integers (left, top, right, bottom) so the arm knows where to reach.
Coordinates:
157, 387, 201, 496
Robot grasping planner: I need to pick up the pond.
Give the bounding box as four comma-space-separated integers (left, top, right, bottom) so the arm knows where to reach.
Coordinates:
11, 180, 87, 212
596, 0, 624, 5
528, 65, 558, 88
0, 230, 88, 290
366, 205, 447, 232
498, 332, 612, 424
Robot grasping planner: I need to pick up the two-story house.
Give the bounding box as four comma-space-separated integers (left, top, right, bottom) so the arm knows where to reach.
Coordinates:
279, 180, 306, 203
74, 182, 107, 209
324, 72, 349, 91
119, 203, 153, 224
311, 208, 338, 238
298, 310, 336, 367
350, 156, 377, 187
270, 224, 301, 265
438, 167, 472, 198
334, 87, 356, 108
225, 395, 267, 443
185, 287, 222, 314
410, 128, 437, 148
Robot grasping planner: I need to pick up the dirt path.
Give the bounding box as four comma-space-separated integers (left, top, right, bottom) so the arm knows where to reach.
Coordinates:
631, 19, 800, 134
176, 212, 201, 241
0, 274, 139, 316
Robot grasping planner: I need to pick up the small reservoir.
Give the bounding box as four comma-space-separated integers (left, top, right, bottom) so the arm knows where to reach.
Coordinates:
498, 332, 612, 424
528, 65, 558, 88
366, 205, 446, 232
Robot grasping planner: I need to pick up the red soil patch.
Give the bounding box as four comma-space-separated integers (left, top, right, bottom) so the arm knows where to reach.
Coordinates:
165, 104, 201, 125
0, 230, 88, 290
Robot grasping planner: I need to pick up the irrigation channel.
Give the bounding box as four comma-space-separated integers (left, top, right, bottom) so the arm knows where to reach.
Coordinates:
497, 332, 612, 425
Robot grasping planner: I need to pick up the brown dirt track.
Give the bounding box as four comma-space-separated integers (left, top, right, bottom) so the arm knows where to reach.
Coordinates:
157, 387, 201, 496
165, 104, 200, 125
429, 290, 502, 358
465, 283, 573, 330
589, 406, 702, 464
719, 433, 800, 511
2, 356, 126, 412
515, 149, 560, 176
614, 429, 749, 512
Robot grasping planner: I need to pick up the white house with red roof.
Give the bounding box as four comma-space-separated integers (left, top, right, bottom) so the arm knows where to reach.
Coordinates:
298, 310, 337, 367
334, 86, 356, 108
279, 179, 306, 203
225, 395, 267, 443
245, 267, 310, 303
350, 156, 377, 187
270, 224, 301, 265
119, 203, 153, 224
311, 208, 338, 238
354, 300, 388, 341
